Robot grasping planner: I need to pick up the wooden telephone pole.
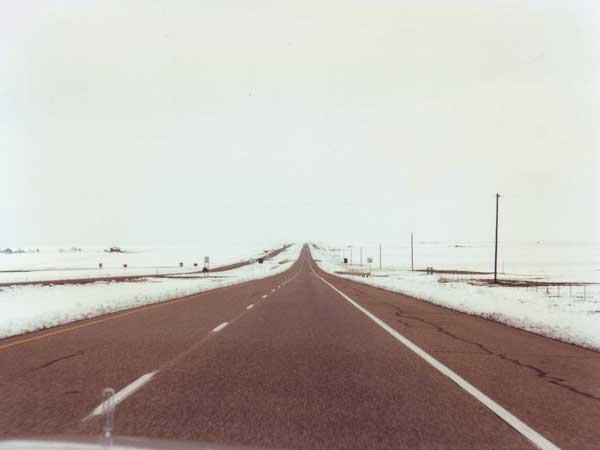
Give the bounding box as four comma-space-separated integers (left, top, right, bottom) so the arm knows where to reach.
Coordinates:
494, 193, 500, 283
411, 232, 414, 271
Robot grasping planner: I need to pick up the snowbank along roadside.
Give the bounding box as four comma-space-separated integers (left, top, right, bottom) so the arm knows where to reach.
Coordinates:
310, 244, 600, 351
0, 244, 300, 340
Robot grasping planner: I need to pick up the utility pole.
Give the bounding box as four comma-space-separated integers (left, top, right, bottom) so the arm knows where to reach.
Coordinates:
379, 243, 382, 269
360, 247, 363, 266
494, 193, 500, 283
411, 232, 414, 271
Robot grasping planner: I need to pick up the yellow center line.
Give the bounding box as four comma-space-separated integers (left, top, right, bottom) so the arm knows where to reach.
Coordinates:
0, 287, 222, 352
0, 252, 303, 352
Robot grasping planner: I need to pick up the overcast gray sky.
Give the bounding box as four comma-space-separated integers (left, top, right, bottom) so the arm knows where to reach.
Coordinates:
1, 0, 599, 246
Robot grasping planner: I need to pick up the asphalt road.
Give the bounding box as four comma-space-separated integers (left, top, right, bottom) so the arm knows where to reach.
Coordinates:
0, 245, 598, 449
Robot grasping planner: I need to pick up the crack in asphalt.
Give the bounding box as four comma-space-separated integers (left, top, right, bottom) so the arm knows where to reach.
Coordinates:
35, 350, 84, 371
387, 304, 600, 403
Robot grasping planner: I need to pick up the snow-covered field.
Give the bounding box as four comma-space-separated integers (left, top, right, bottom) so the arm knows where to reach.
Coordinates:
0, 244, 300, 339
322, 241, 600, 283
0, 242, 287, 284
311, 242, 600, 351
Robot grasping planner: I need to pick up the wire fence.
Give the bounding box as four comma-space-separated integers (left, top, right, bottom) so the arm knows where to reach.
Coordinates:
435, 272, 599, 302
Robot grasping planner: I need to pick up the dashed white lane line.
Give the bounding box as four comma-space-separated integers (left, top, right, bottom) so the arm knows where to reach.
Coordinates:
311, 266, 561, 450
84, 371, 158, 420
211, 322, 229, 333
82, 270, 299, 423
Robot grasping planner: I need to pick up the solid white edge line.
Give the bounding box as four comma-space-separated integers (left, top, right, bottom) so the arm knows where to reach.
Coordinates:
246, 304, 254, 310
84, 371, 158, 420
310, 266, 561, 450
212, 322, 229, 333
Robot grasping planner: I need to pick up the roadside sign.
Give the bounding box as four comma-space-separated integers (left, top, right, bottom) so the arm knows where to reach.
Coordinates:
179, 262, 183, 267
123, 263, 127, 268
193, 263, 198, 267
98, 263, 103, 269
258, 258, 264, 264
367, 257, 373, 263
204, 256, 209, 264
344, 258, 348, 264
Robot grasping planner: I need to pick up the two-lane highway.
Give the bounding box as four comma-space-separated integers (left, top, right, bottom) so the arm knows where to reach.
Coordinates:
0, 260, 299, 437
1, 245, 599, 449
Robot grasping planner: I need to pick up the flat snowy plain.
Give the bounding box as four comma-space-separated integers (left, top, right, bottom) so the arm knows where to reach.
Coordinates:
0, 243, 300, 339
0, 242, 287, 283
311, 242, 600, 351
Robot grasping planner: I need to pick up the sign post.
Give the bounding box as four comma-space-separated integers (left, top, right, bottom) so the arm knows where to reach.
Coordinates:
249, 258, 256, 278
